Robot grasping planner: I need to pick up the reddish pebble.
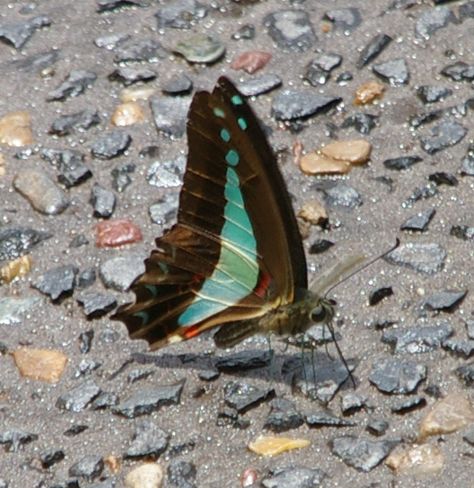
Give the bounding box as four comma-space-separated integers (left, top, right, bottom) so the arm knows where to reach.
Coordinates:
241, 467, 259, 487
231, 51, 272, 74
96, 219, 142, 247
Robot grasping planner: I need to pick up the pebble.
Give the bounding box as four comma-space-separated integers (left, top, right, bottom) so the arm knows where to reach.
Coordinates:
304, 52, 342, 86
224, 381, 274, 413
444, 338, 474, 358
0, 255, 32, 283
91, 391, 119, 410
47, 70, 97, 101
114, 381, 185, 418
322, 139, 371, 164
0, 296, 40, 325
236, 74, 282, 97
456, 362, 474, 386
450, 225, 474, 241
125, 420, 169, 458
77, 292, 117, 318
417, 85, 452, 104
149, 193, 179, 225
0, 15, 51, 49
121, 86, 156, 102
248, 435, 310, 457
56, 379, 101, 412
0, 428, 38, 452
90, 130, 132, 159
356, 33, 392, 68
366, 418, 389, 436
49, 109, 101, 136
78, 330, 94, 353
231, 51, 271, 74
369, 357, 426, 393
232, 24, 255, 41
150, 96, 190, 138
263, 9, 316, 52
368, 286, 393, 306
40, 449, 65, 469
409, 108, 443, 129
155, 0, 207, 29
174, 34, 225, 64
460, 2, 474, 21
323, 8, 362, 32
261, 466, 326, 488
391, 396, 427, 414
108, 66, 157, 86
94, 33, 130, 49
96, 0, 149, 13
147, 156, 186, 188
111, 102, 144, 127
354, 80, 385, 105
214, 349, 272, 371
69, 455, 104, 481
272, 90, 341, 121
441, 61, 474, 82
309, 239, 334, 254
341, 393, 367, 415
386, 443, 444, 475
0, 227, 51, 262
419, 393, 474, 441
99, 254, 146, 291
112, 162, 136, 192
95, 219, 142, 247
305, 410, 355, 428
125, 463, 164, 488
428, 171, 458, 186
13, 347, 68, 383
420, 120, 467, 154
90, 183, 116, 218
167, 460, 197, 488
264, 398, 304, 432
415, 6, 455, 40
403, 183, 438, 208
400, 208, 436, 232
373, 58, 410, 85
0, 111, 33, 146
384, 242, 446, 274
322, 182, 363, 208
341, 112, 378, 135
331, 436, 399, 472
162, 74, 193, 95
32, 264, 78, 301
113, 38, 167, 63
42, 148, 92, 188
297, 200, 328, 226
423, 290, 467, 311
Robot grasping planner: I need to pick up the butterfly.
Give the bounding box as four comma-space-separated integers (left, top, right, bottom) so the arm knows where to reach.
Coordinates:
114, 76, 339, 350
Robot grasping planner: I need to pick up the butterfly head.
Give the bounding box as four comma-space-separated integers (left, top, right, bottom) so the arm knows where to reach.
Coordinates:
309, 297, 336, 324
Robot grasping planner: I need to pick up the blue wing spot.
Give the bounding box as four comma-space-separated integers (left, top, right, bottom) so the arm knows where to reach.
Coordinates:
226, 149, 239, 166
133, 310, 150, 325
231, 95, 243, 106
145, 285, 159, 298
220, 128, 231, 142
237, 117, 247, 130
213, 107, 225, 118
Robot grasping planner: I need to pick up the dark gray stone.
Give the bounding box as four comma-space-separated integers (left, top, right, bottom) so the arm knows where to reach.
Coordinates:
69, 455, 103, 481
305, 410, 355, 428
322, 183, 362, 208
32, 265, 78, 301
366, 418, 389, 436
263, 9, 316, 52
373, 58, 409, 85
391, 396, 426, 413
0, 227, 51, 262
113, 38, 167, 63
111, 162, 136, 192
10, 49, 60, 72
385, 242, 446, 274
403, 183, 438, 208
341, 393, 367, 415
91, 391, 119, 410
323, 8, 362, 32
114, 381, 184, 418
331, 436, 399, 472
456, 361, 474, 386
150, 96, 191, 138
108, 66, 156, 86
272, 90, 341, 120
147, 156, 186, 188
125, 420, 169, 458
415, 6, 455, 40
174, 34, 225, 63
42, 148, 92, 188
0, 428, 38, 452
420, 120, 467, 154
215, 349, 272, 371
224, 381, 274, 413
428, 172, 458, 186
149, 193, 179, 225
99, 254, 146, 291
356, 33, 392, 68
78, 330, 94, 353
450, 225, 474, 241
236, 74, 282, 96
341, 113, 378, 135
127, 368, 154, 383
460, 1, 474, 20
441, 61, 474, 82
50, 109, 100, 136
400, 208, 436, 232
56, 380, 101, 412
155, 0, 207, 29
77, 292, 117, 318
309, 239, 334, 254
424, 290, 467, 311
368, 287, 393, 306
232, 24, 255, 41
410, 109, 444, 128
0, 296, 41, 325
369, 357, 426, 394
417, 85, 452, 104
74, 358, 102, 378
0, 15, 51, 49
167, 460, 197, 488
262, 466, 326, 488
264, 398, 304, 432
162, 74, 193, 95
47, 70, 97, 101
90, 184, 116, 218
304, 52, 342, 86
97, 0, 150, 13
90, 130, 132, 159
40, 449, 65, 469
442, 339, 474, 358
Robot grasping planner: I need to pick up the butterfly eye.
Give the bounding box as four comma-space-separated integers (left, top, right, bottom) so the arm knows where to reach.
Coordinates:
310, 304, 327, 323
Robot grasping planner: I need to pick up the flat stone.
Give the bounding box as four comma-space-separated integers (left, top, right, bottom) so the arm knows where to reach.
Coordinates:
383, 323, 454, 354
125, 420, 169, 458
264, 398, 304, 432
421, 120, 467, 154
113, 38, 167, 63
261, 466, 326, 488
305, 410, 355, 428
0, 296, 41, 325
94, 33, 130, 50
423, 290, 467, 311
125, 463, 164, 488
47, 70, 97, 101
401, 208, 436, 232
263, 9, 316, 52
0, 227, 51, 262
373, 58, 410, 85
214, 349, 272, 371
441, 61, 474, 82
322, 183, 362, 208
0, 15, 51, 49
356, 33, 392, 68
236, 74, 282, 97
41, 148, 92, 188
369, 357, 426, 394
224, 381, 274, 414
323, 8, 362, 32
77, 292, 117, 318
321, 139, 371, 164
99, 254, 146, 291
383, 155, 423, 170
114, 381, 184, 418
56, 380, 101, 412
90, 184, 116, 218
231, 50, 271, 74
95, 219, 142, 247
450, 225, 474, 241
417, 85, 452, 104
366, 418, 389, 436
456, 362, 474, 386
69, 455, 104, 481
341, 113, 378, 135
232, 24, 255, 41
148, 193, 179, 225
341, 393, 367, 415
155, 0, 207, 29
385, 242, 446, 274
112, 162, 136, 192
50, 109, 101, 136
304, 52, 342, 86
415, 6, 455, 40
13, 347, 68, 383
442, 339, 474, 358
174, 34, 225, 64
91, 391, 119, 410
167, 460, 197, 488
90, 130, 132, 159
97, 0, 150, 13
272, 90, 341, 121
108, 66, 157, 86
162, 73, 193, 95
32, 265, 78, 301
147, 156, 186, 188
150, 96, 190, 138
0, 428, 38, 452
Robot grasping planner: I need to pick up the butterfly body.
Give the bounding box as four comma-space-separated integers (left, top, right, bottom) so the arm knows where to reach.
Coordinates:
114, 77, 332, 350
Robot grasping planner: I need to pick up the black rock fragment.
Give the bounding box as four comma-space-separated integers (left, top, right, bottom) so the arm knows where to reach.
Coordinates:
0, 15, 51, 49
309, 239, 334, 254
0, 428, 38, 452
264, 398, 304, 432
155, 0, 207, 30
77, 268, 96, 289
90, 184, 116, 218
423, 290, 467, 311
97, 0, 150, 13
68, 455, 104, 481
125, 420, 169, 458
391, 396, 426, 414
215, 349, 272, 372
373, 58, 410, 85
341, 113, 378, 135
32, 265, 78, 301
428, 172, 458, 186
450, 225, 474, 241
456, 362, 474, 386
167, 460, 197, 488
441, 61, 474, 81
56, 380, 101, 412
108, 66, 156, 86
111, 162, 136, 192
383, 155, 422, 170
223, 381, 274, 414
356, 33, 392, 68
322, 183, 362, 209
50, 109, 100, 136
304, 52, 342, 86
400, 208, 436, 232
366, 418, 389, 436
41, 449, 65, 469
77, 292, 117, 318
91, 130, 132, 159
42, 148, 92, 188
0, 227, 51, 262
369, 357, 426, 393
415, 6, 455, 40
79, 330, 94, 353
47, 70, 97, 102
369, 287, 393, 306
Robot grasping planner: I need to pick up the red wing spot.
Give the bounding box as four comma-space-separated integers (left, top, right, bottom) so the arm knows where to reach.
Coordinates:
183, 324, 203, 339
254, 272, 272, 298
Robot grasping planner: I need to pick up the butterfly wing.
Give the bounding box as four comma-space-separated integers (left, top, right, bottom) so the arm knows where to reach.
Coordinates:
114, 77, 307, 349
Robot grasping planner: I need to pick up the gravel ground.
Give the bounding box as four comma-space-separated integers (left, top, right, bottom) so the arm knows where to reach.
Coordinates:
1, 1, 474, 487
